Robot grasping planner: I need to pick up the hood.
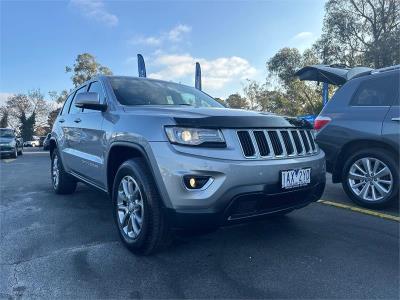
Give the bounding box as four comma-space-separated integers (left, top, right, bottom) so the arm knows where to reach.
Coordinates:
0, 137, 14, 143
295, 64, 373, 85
123, 106, 311, 129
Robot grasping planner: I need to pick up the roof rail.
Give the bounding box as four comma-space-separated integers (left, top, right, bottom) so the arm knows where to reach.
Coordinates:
371, 64, 400, 74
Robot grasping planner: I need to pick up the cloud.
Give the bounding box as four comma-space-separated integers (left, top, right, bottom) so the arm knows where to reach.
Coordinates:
149, 54, 257, 90
167, 24, 191, 41
70, 0, 118, 27
290, 31, 317, 51
135, 36, 162, 46
292, 31, 314, 41
132, 24, 191, 46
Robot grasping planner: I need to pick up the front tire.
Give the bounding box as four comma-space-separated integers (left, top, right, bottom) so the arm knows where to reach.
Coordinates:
342, 148, 398, 208
11, 147, 17, 159
112, 158, 171, 255
51, 149, 77, 194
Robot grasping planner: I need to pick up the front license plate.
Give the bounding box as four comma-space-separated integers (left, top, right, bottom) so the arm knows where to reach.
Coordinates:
281, 168, 311, 189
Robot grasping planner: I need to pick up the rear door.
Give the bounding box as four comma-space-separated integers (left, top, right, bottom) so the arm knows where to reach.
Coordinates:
72, 80, 107, 187
344, 74, 396, 137
382, 73, 400, 153
54, 92, 75, 170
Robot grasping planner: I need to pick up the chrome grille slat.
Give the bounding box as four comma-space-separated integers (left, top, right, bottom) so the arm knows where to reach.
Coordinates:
287, 131, 298, 156
276, 130, 288, 157
248, 130, 260, 157
263, 130, 275, 157
237, 128, 318, 159
297, 129, 307, 155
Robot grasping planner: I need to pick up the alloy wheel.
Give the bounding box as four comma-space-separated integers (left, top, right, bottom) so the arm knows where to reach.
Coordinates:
52, 155, 59, 189
348, 157, 393, 202
117, 176, 144, 239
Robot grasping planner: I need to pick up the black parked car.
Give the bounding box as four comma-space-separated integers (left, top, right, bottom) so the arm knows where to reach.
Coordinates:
314, 65, 399, 208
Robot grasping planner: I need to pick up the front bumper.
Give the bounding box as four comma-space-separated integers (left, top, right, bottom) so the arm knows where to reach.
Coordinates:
149, 142, 326, 228
0, 147, 15, 156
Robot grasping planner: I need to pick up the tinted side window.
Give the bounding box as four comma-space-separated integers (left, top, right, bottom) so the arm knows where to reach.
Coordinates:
350, 74, 397, 106
60, 93, 74, 115
69, 86, 87, 114
83, 81, 105, 113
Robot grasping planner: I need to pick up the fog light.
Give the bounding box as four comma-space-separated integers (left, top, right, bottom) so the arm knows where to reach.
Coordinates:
189, 178, 196, 188
183, 175, 211, 190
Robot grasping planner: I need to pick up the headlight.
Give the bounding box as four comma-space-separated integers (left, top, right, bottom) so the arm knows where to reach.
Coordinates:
165, 127, 225, 147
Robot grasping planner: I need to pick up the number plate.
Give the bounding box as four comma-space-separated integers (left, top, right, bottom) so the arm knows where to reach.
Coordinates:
281, 168, 311, 189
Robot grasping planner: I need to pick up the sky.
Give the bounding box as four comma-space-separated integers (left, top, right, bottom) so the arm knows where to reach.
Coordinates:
0, 0, 326, 104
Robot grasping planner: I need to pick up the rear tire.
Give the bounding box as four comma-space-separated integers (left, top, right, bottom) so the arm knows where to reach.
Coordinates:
342, 148, 398, 208
51, 149, 77, 194
112, 158, 171, 255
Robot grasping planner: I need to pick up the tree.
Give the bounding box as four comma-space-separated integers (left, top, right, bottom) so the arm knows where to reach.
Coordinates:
66, 53, 113, 87
226, 93, 248, 109
267, 47, 323, 115
0, 107, 8, 128
314, 0, 400, 68
49, 90, 69, 104
267, 48, 302, 85
214, 97, 227, 107
5, 90, 50, 140
47, 108, 61, 130
18, 111, 35, 141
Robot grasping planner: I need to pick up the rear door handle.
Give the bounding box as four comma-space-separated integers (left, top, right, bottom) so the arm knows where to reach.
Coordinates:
391, 117, 400, 122
58, 119, 65, 123
74, 118, 82, 123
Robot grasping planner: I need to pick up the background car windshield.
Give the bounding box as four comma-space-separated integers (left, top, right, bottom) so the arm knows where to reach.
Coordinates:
0, 129, 15, 138
109, 77, 223, 108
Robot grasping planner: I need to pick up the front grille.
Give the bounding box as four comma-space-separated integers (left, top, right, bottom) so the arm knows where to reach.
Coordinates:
237, 131, 255, 157
237, 128, 318, 159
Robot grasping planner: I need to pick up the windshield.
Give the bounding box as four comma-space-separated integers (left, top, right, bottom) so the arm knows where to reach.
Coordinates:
0, 129, 15, 138
109, 77, 223, 108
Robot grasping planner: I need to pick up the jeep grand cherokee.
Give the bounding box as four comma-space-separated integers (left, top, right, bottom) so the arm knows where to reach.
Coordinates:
50, 76, 326, 254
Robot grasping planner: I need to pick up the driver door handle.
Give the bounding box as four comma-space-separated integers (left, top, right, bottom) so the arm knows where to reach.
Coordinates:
391, 117, 400, 122
74, 118, 82, 123
58, 118, 65, 123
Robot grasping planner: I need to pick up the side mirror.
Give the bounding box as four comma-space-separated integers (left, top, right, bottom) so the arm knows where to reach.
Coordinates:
75, 92, 107, 112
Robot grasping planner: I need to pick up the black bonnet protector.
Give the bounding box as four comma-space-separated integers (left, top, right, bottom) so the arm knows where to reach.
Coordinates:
174, 115, 312, 129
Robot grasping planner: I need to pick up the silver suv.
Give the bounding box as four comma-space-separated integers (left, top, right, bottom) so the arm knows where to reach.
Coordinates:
50, 76, 326, 254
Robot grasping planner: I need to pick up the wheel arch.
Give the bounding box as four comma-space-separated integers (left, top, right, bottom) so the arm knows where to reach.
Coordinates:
106, 142, 170, 208
49, 138, 58, 158
332, 139, 398, 183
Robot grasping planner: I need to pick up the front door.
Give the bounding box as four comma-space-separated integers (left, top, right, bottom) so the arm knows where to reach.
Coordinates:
72, 81, 107, 188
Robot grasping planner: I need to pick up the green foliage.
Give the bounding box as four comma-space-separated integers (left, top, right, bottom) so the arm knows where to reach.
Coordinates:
226, 93, 248, 109
5, 89, 50, 139
314, 0, 400, 67
214, 97, 227, 107
266, 48, 322, 116
267, 48, 302, 85
0, 108, 8, 128
49, 90, 69, 104
47, 108, 61, 130
19, 111, 35, 141
66, 53, 113, 87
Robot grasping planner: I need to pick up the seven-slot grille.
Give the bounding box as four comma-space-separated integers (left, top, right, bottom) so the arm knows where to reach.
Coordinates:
236, 129, 317, 159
